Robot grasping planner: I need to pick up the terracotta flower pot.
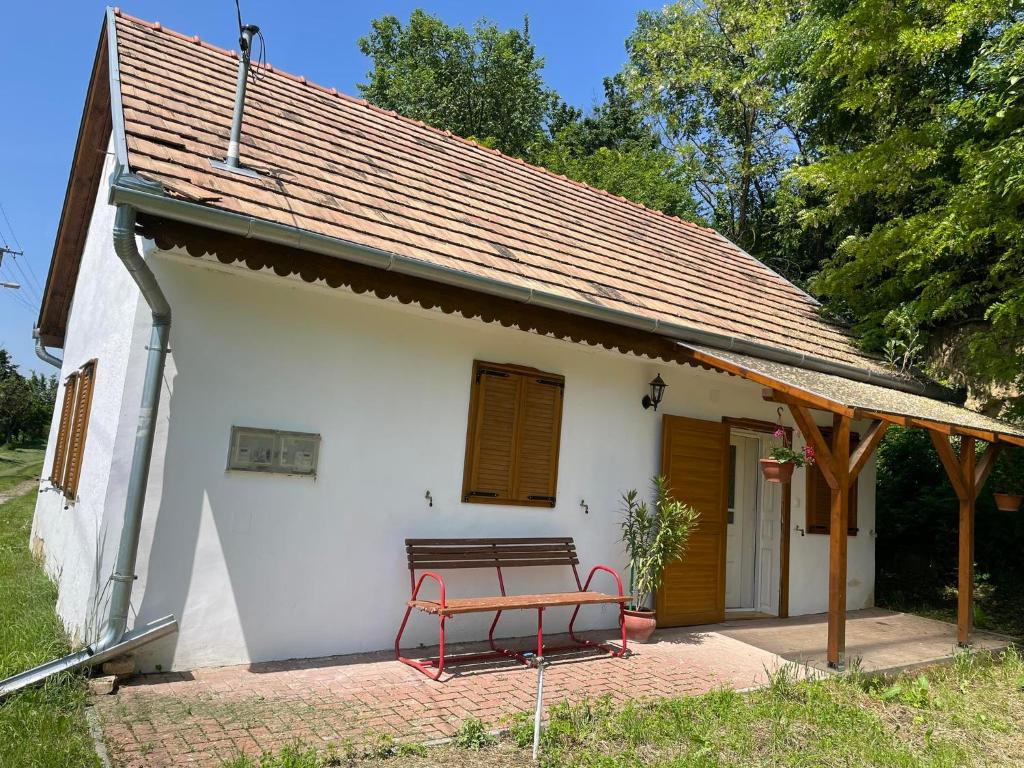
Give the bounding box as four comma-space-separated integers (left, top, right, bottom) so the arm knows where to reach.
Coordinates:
623, 608, 657, 644
994, 493, 1023, 512
759, 458, 795, 484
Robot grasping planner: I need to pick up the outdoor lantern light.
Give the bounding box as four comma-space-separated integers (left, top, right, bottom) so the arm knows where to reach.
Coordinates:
642, 374, 667, 411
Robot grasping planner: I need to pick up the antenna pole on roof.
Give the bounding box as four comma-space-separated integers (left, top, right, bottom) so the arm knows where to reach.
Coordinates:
226, 23, 259, 168
210, 17, 261, 178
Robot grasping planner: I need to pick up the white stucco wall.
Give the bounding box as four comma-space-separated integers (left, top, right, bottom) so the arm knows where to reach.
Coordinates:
31, 136, 146, 645
99, 248, 879, 671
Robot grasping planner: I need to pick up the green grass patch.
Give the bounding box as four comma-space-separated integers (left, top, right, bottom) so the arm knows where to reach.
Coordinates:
227, 650, 1024, 767
0, 443, 45, 494
0, 487, 100, 768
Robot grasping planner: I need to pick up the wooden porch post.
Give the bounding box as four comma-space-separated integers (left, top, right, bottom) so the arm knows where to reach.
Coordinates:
828, 415, 851, 667
930, 433, 1001, 646
788, 403, 889, 669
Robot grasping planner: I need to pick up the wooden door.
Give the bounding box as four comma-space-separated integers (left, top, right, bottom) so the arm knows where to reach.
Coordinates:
656, 415, 730, 626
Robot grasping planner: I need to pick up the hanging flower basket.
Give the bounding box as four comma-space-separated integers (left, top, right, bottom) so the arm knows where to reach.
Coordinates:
993, 493, 1022, 513
760, 413, 816, 484
760, 458, 796, 484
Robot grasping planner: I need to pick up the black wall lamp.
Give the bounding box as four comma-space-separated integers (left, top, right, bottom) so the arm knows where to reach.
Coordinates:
642, 374, 667, 411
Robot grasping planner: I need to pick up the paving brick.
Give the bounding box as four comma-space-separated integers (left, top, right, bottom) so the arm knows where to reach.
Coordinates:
95, 626, 788, 767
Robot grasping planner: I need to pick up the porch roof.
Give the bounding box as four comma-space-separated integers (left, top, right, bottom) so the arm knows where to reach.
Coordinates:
680, 343, 1024, 447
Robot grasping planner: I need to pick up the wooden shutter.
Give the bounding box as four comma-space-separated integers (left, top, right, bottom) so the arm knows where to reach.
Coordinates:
62, 360, 97, 499
806, 428, 859, 535
462, 361, 564, 507
656, 415, 730, 626
50, 372, 78, 488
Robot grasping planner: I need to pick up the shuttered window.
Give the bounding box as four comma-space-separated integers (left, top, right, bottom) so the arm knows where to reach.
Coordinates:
50, 373, 78, 488
49, 360, 97, 499
806, 428, 859, 535
462, 361, 564, 507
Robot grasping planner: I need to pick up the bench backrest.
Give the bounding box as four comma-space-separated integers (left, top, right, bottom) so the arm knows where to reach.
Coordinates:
405, 537, 578, 571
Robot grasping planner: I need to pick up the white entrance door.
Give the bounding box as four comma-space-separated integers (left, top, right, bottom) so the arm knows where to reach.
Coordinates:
756, 443, 782, 615
725, 435, 759, 609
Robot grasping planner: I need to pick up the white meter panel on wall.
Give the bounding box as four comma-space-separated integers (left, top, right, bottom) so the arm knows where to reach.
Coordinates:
227, 426, 320, 477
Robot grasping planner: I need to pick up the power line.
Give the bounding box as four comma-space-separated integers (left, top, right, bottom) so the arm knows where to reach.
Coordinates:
0, 250, 41, 307
0, 203, 45, 298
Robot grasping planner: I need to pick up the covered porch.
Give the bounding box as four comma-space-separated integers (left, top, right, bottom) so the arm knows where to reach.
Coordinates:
677, 343, 1024, 670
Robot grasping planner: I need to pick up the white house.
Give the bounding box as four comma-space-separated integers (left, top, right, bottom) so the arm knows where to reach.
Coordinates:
22, 9, 1024, 679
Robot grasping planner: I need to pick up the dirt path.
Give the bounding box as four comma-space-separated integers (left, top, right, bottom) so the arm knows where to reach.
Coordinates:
0, 478, 40, 506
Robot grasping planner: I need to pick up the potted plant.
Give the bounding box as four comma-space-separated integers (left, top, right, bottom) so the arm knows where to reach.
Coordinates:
760, 426, 816, 484
994, 491, 1022, 512
620, 476, 700, 643
993, 448, 1023, 512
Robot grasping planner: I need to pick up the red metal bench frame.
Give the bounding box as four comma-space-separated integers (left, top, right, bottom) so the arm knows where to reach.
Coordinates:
394, 537, 629, 680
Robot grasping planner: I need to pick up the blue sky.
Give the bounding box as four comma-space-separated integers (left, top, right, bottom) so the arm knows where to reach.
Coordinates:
0, 1, 653, 373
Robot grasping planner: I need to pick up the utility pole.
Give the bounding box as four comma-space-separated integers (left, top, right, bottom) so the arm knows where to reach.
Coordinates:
0, 247, 24, 290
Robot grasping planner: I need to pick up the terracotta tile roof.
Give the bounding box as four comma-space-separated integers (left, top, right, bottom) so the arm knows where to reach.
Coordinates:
111, 11, 882, 371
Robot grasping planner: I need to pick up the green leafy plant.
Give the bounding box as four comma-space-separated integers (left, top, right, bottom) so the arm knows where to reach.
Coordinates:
768, 427, 816, 467
620, 476, 700, 611
452, 717, 496, 750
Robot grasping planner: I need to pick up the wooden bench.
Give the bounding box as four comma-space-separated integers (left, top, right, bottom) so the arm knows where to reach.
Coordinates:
394, 537, 630, 680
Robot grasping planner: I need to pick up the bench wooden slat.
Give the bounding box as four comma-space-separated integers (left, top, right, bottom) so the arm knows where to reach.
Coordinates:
412, 558, 579, 570
407, 544, 576, 555
405, 537, 573, 546
408, 590, 629, 615
409, 549, 576, 562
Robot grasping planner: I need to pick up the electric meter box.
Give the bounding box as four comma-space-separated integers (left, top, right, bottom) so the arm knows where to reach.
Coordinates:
227, 426, 320, 477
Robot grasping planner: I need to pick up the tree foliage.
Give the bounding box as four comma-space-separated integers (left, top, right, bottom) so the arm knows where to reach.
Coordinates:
794, 1, 1024, 394
0, 349, 56, 445
358, 10, 549, 158
625, 0, 807, 257
533, 76, 700, 220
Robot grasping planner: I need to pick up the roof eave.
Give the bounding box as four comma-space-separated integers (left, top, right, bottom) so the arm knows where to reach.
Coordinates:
36, 8, 126, 348
108, 169, 959, 404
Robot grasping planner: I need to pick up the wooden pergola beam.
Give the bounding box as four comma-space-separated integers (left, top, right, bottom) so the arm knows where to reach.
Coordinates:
789, 404, 838, 490
850, 420, 889, 482
974, 442, 1002, 495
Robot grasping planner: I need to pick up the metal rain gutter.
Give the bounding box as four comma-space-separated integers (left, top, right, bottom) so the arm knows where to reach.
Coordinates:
0, 180, 177, 699
109, 178, 958, 403
33, 327, 62, 368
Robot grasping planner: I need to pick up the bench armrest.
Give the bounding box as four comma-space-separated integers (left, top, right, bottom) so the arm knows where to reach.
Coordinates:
411, 571, 446, 609
582, 565, 624, 597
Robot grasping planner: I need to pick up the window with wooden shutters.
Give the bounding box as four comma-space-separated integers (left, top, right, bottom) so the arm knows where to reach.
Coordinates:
50, 372, 78, 489
806, 428, 859, 535
61, 360, 97, 499
462, 361, 564, 507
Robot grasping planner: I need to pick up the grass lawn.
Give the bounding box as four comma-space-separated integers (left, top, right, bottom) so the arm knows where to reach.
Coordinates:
226, 650, 1024, 768
0, 475, 101, 766
0, 443, 45, 495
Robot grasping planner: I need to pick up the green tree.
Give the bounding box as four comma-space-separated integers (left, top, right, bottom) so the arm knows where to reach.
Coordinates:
0, 349, 56, 445
534, 75, 701, 220
625, 0, 808, 257
793, 1, 1024, 399
358, 9, 549, 158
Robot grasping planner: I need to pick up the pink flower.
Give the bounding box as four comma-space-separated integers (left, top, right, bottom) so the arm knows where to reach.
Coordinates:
802, 445, 816, 465
773, 427, 785, 439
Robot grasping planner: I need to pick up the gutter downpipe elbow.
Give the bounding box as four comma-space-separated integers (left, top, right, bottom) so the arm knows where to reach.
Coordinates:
96, 204, 172, 653
32, 328, 62, 369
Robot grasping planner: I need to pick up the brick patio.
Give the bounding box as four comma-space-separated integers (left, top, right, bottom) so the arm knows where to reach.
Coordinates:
92, 627, 789, 767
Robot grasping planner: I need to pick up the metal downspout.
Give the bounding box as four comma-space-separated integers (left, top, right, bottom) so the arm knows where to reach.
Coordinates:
98, 204, 171, 651
0, 203, 177, 698
32, 328, 62, 368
